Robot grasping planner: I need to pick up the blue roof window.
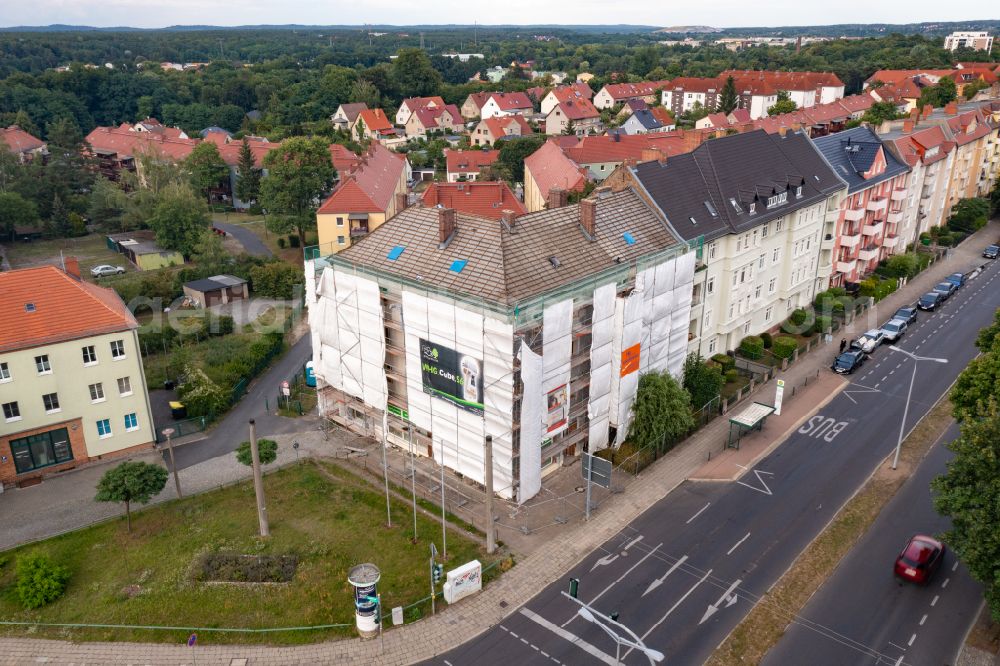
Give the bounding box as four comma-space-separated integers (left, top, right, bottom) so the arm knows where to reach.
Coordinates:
449, 259, 468, 273
387, 245, 406, 261
622, 232, 636, 246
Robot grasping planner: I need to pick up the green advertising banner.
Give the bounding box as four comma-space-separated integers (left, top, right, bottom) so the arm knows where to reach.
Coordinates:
419, 338, 484, 416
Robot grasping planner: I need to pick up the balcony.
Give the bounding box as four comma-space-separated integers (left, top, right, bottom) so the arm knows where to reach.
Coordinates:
921, 188, 933, 200
863, 220, 884, 236
883, 234, 900, 249
867, 197, 888, 213
837, 258, 858, 274
349, 223, 370, 238
857, 245, 880, 262
840, 231, 861, 248
821, 233, 835, 250
891, 189, 907, 201
843, 207, 865, 222
887, 210, 904, 225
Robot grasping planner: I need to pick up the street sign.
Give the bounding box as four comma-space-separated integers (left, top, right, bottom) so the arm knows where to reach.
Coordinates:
281, 380, 291, 397
582, 453, 612, 489
774, 379, 785, 416
430, 542, 438, 559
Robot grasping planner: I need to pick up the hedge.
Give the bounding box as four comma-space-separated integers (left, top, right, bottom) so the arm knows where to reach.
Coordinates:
761, 332, 773, 349
813, 315, 832, 334
724, 369, 740, 383
740, 335, 764, 359
711, 353, 735, 371
772, 336, 798, 359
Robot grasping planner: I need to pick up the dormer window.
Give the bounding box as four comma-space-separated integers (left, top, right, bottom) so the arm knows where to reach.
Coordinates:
767, 191, 788, 208
795, 185, 803, 198
729, 198, 743, 214
749, 202, 756, 215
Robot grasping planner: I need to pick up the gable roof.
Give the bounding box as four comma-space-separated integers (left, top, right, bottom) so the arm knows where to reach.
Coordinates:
812, 126, 910, 194
317, 143, 407, 214
85, 125, 198, 162
329, 143, 363, 174
482, 114, 533, 140
563, 133, 687, 165
600, 81, 669, 100
421, 181, 526, 219
336, 103, 368, 122
488, 92, 533, 111
552, 97, 600, 121
465, 91, 494, 112
720, 70, 845, 92
356, 109, 394, 133
631, 129, 845, 242
216, 137, 282, 168
524, 140, 588, 197
401, 96, 446, 112
886, 126, 954, 167
552, 82, 596, 103
445, 148, 500, 174
412, 104, 462, 129
0, 126, 45, 154
0, 266, 137, 353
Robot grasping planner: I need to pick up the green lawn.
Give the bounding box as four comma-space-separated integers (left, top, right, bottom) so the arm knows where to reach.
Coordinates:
0, 461, 491, 644
5, 233, 133, 278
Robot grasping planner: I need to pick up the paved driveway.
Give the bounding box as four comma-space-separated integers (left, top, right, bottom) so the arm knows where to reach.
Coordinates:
213, 221, 271, 257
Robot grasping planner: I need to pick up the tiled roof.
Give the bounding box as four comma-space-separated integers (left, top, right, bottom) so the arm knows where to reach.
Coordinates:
886, 126, 954, 167
217, 138, 282, 168
85, 126, 198, 162
336, 103, 368, 122
412, 104, 462, 129
488, 92, 533, 111
465, 91, 494, 112
729, 108, 752, 123
421, 181, 526, 219
338, 188, 680, 305
812, 126, 910, 194
553, 97, 600, 121
631, 129, 845, 242
0, 266, 137, 353
661, 77, 721, 93
702, 112, 730, 128
402, 96, 446, 112
482, 114, 533, 140
445, 148, 500, 174
866, 69, 954, 86
524, 140, 588, 198
356, 109, 394, 133
0, 126, 45, 154
601, 81, 669, 100
317, 143, 407, 214
947, 110, 993, 146
553, 82, 596, 102
650, 107, 675, 126
563, 133, 687, 165
721, 69, 845, 92
329, 144, 363, 175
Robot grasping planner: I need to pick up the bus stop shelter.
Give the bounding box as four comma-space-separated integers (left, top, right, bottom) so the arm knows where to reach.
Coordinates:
726, 401, 776, 450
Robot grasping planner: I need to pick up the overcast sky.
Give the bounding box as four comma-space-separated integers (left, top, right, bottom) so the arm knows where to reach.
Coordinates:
0, 0, 983, 29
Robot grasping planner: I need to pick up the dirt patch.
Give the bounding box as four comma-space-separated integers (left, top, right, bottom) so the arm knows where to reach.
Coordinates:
196, 553, 298, 583
707, 396, 955, 666
966, 606, 1000, 654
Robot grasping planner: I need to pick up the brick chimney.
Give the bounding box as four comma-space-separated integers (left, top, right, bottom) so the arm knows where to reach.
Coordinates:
63, 256, 81, 280
903, 119, 915, 134
594, 185, 612, 199
640, 148, 665, 163
623, 157, 638, 169
500, 209, 517, 231
944, 101, 959, 115
909, 107, 920, 122
778, 126, 788, 137
580, 198, 597, 238
681, 128, 704, 152
437, 207, 457, 247
394, 191, 409, 213
547, 187, 568, 209
922, 104, 933, 119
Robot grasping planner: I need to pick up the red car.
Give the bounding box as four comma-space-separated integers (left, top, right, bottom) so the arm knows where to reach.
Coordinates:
894, 534, 946, 584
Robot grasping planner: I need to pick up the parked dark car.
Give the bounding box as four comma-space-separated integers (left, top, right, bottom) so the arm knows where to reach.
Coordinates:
918, 292, 942, 311
932, 281, 957, 300
832, 349, 866, 374
944, 272, 966, 289
893, 306, 918, 325
984, 245, 999, 259
894, 534, 946, 585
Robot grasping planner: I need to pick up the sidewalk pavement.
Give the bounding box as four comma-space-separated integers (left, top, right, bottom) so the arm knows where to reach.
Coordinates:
0, 224, 995, 665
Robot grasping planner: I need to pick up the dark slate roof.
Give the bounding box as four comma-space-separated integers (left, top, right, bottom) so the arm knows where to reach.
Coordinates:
811, 126, 911, 194
631, 109, 661, 130
337, 189, 681, 306
185, 274, 247, 293
631, 129, 846, 243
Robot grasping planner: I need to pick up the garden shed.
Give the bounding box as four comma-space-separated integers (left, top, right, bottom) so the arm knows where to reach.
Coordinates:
182, 274, 249, 308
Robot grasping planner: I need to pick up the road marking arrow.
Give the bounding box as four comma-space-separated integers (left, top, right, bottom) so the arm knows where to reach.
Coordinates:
590, 553, 618, 571
699, 579, 741, 625
643, 555, 688, 597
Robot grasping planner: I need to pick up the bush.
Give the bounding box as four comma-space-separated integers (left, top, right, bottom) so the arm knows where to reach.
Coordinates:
761, 331, 773, 349
288, 234, 301, 248
883, 253, 919, 279
739, 335, 764, 359
814, 315, 832, 334
683, 353, 724, 409
178, 366, 230, 417
16, 554, 70, 610
277, 237, 286, 249
772, 336, 798, 359
249, 262, 303, 299
814, 289, 848, 317
782, 308, 814, 334
711, 353, 735, 371
724, 369, 740, 383
235, 438, 278, 466
208, 314, 235, 336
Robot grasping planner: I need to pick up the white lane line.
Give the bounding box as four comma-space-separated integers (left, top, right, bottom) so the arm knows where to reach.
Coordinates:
882, 375, 889, 382
908, 633, 917, 647
566, 542, 663, 625
686, 502, 711, 524
919, 614, 928, 626
931, 595, 939, 607
499, 624, 564, 665
510, 631, 519, 639
520, 608, 617, 666
888, 641, 907, 651
874, 383, 881, 390
643, 554, 688, 597
942, 578, 950, 589
623, 535, 644, 551
638, 569, 713, 642
952, 561, 959, 571
444, 661, 454, 666
894, 656, 904, 666
727, 532, 751, 556
520, 638, 529, 645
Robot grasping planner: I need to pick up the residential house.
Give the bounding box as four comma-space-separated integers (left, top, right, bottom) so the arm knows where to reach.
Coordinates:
420, 181, 526, 219
0, 126, 47, 162
565, 132, 696, 181
540, 82, 595, 115
616, 129, 847, 357
616, 99, 649, 118
395, 96, 447, 126
941, 103, 995, 205
812, 126, 912, 287
593, 81, 668, 110
315, 143, 411, 254
660, 77, 722, 115
329, 143, 363, 176
304, 189, 694, 502
944, 31, 994, 52
444, 148, 500, 182
131, 117, 189, 140
215, 136, 283, 209
352, 109, 398, 143
480, 92, 534, 119
0, 264, 156, 488
461, 91, 495, 120
85, 125, 198, 182
619, 108, 676, 135
523, 139, 589, 212
544, 97, 602, 136
404, 104, 463, 139
471, 114, 533, 146
719, 70, 846, 109
331, 103, 368, 130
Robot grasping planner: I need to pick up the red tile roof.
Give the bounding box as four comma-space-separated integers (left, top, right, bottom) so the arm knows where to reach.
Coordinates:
948, 110, 992, 146
889, 126, 954, 167
0, 265, 137, 353
553, 82, 595, 102
866, 69, 954, 87
356, 109, 394, 133
402, 96, 446, 112
563, 133, 688, 164
445, 148, 500, 174
465, 91, 494, 112
650, 107, 675, 126
661, 77, 721, 93
85, 126, 198, 162
317, 143, 408, 214
412, 104, 462, 130
0, 126, 45, 154
488, 92, 533, 112
421, 181, 526, 220
554, 97, 600, 121
217, 138, 282, 168
600, 81, 669, 101
702, 112, 730, 128
524, 139, 587, 197
721, 69, 844, 91
729, 108, 752, 123
481, 114, 533, 140
329, 143, 362, 175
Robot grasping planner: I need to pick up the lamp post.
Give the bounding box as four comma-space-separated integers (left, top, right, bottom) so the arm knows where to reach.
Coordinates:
888, 345, 947, 470
576, 606, 665, 665
405, 426, 418, 543
160, 427, 182, 499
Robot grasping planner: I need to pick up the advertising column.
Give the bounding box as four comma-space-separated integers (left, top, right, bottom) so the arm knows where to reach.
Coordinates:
348, 563, 381, 638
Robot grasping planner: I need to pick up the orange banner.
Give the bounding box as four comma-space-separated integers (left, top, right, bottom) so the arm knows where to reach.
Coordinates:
621, 343, 640, 377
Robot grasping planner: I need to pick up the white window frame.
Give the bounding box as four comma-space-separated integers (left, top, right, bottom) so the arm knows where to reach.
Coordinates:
35, 354, 51, 375
769, 277, 777, 294
3, 401, 20, 422
708, 242, 717, 260
773, 247, 780, 263
706, 276, 715, 294
765, 305, 773, 322
117, 376, 133, 397
124, 413, 139, 432
708, 338, 717, 354
42, 392, 61, 414
0, 361, 9, 383
82, 345, 98, 366
110, 340, 126, 360
97, 418, 113, 439
89, 382, 106, 403
743, 320, 751, 334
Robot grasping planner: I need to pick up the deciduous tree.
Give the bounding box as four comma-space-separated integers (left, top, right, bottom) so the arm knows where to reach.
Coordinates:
147, 182, 210, 257
185, 141, 229, 205
683, 353, 725, 410
95, 461, 168, 533
260, 136, 336, 244
767, 91, 797, 116
628, 371, 694, 452
0, 191, 39, 240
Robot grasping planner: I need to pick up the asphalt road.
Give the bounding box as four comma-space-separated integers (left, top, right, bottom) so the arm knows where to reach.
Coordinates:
762, 421, 981, 666
214, 221, 272, 257
428, 258, 1000, 666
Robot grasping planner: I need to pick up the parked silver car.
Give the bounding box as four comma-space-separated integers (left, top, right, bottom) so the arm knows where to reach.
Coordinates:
879, 318, 908, 343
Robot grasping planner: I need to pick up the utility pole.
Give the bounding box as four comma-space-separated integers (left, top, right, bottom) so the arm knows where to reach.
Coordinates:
161, 428, 183, 499
248, 419, 270, 537
406, 426, 418, 543
439, 437, 448, 560
484, 435, 496, 554
380, 423, 392, 528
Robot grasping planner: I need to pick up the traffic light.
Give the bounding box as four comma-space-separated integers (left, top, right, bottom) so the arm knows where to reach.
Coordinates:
609, 611, 619, 622
568, 577, 579, 599
432, 563, 443, 584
